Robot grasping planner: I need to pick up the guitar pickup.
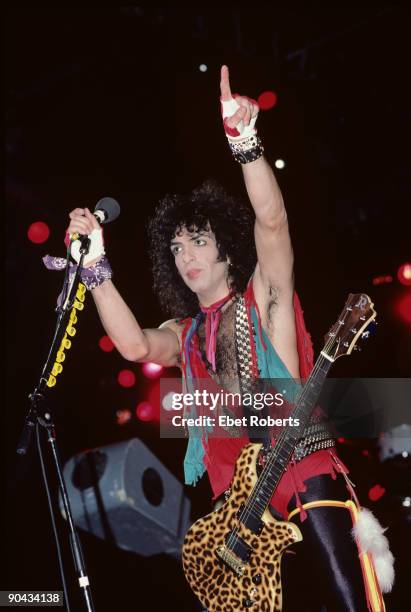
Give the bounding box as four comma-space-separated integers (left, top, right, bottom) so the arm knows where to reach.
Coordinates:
236, 504, 264, 535
216, 530, 252, 575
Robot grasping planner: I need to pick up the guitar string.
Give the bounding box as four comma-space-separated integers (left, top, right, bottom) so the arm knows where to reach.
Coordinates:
224, 333, 336, 556
235, 302, 374, 546
224, 335, 334, 555
225, 298, 359, 554
242, 354, 330, 517
246, 340, 334, 515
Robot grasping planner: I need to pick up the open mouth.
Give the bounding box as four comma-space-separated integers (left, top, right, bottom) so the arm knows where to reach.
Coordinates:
186, 269, 202, 279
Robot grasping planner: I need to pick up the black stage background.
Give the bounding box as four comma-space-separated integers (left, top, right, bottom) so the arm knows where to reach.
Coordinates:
5, 6, 411, 611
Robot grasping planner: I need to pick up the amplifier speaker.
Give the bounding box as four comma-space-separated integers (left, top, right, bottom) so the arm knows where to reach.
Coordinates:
60, 438, 191, 558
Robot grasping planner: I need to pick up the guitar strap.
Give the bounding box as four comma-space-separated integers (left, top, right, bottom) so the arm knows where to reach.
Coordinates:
234, 295, 335, 458
235, 295, 272, 451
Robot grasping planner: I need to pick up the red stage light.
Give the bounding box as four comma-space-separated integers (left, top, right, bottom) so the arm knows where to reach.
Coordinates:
136, 401, 155, 422
258, 91, 278, 110
146, 380, 161, 422
142, 362, 164, 379
396, 292, 411, 324
116, 409, 132, 425
368, 484, 386, 502
99, 335, 115, 352
372, 275, 393, 286
397, 263, 411, 286
117, 369, 136, 388
28, 221, 50, 244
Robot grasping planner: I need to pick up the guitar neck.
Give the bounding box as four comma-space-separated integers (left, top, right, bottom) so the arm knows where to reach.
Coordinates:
246, 354, 333, 518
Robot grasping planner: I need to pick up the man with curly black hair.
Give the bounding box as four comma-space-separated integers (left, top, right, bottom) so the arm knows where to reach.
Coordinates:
148, 179, 257, 320
65, 66, 388, 611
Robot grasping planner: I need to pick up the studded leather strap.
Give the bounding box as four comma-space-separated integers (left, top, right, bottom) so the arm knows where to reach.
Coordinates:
234, 296, 335, 460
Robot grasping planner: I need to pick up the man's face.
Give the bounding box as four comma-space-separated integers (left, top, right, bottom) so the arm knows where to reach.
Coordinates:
170, 227, 229, 297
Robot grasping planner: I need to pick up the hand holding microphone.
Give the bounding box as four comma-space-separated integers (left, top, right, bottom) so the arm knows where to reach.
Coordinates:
44, 197, 120, 292
67, 197, 120, 267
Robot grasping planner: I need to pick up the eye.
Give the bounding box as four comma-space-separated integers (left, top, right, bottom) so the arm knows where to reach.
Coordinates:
171, 245, 182, 255
194, 238, 207, 246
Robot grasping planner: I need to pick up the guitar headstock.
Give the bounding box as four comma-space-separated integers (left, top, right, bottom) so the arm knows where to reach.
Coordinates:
323, 294, 377, 361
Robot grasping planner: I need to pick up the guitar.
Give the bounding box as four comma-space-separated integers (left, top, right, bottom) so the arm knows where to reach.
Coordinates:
182, 293, 377, 611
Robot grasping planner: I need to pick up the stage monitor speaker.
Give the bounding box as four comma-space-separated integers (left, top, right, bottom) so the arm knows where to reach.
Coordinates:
60, 438, 191, 558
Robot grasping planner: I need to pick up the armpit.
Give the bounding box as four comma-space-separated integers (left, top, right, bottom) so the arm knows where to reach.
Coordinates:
267, 285, 279, 325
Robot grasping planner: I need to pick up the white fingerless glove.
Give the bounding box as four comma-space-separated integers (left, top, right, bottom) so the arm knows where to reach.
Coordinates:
221, 97, 263, 164
70, 228, 105, 267
221, 97, 258, 141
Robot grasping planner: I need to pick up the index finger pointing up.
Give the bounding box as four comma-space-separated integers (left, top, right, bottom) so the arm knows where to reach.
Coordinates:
220, 65, 232, 101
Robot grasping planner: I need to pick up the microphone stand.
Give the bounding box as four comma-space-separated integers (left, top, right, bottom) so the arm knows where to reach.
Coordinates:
17, 237, 95, 612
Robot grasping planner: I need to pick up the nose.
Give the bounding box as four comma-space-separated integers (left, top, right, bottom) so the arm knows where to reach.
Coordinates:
181, 245, 195, 264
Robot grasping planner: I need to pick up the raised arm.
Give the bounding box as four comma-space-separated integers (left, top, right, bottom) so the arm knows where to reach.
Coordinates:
220, 66, 293, 297
67, 208, 180, 366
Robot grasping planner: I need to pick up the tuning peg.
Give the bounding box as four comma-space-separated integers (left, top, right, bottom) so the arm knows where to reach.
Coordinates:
353, 345, 362, 352
362, 321, 377, 340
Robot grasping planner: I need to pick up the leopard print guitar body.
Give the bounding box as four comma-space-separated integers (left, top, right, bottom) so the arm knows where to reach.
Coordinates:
182, 443, 302, 611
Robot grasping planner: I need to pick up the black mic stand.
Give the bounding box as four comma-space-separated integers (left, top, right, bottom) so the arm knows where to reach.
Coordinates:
17, 237, 95, 612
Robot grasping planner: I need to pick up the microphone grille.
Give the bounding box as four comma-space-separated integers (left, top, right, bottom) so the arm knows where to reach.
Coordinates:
95, 197, 121, 224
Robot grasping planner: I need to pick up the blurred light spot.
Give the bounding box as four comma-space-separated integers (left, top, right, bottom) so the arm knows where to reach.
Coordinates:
116, 409, 132, 425
142, 362, 163, 379
396, 292, 411, 324
274, 159, 285, 169
397, 263, 411, 286
162, 391, 180, 411
117, 369, 136, 388
28, 221, 50, 244
258, 91, 278, 110
372, 275, 393, 286
136, 401, 155, 422
99, 335, 115, 352
368, 484, 386, 502
199, 64, 208, 72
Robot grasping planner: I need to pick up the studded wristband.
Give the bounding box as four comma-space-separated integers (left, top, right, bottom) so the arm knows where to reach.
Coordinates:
228, 134, 264, 164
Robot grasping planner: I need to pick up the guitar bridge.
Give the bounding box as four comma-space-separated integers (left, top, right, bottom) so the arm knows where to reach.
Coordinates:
216, 545, 245, 577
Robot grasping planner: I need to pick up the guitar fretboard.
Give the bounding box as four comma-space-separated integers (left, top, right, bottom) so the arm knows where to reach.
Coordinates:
244, 355, 333, 519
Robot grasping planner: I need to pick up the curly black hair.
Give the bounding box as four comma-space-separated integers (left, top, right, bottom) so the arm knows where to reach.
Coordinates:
148, 180, 257, 318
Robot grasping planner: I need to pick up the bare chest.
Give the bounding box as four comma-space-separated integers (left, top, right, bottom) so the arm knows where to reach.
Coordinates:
197, 301, 239, 388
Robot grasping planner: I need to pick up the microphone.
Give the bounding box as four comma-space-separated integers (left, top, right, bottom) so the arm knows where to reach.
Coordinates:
71, 197, 120, 241
93, 197, 121, 224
